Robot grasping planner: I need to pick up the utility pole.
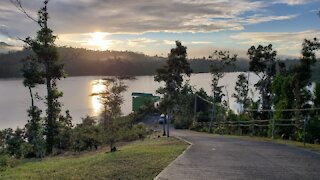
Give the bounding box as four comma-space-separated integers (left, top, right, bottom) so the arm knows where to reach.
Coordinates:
237, 117, 241, 135
162, 115, 166, 136
167, 110, 170, 137
272, 118, 275, 139
193, 94, 197, 124
209, 97, 215, 133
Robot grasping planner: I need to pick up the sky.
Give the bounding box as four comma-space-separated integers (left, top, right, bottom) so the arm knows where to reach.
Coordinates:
0, 0, 320, 58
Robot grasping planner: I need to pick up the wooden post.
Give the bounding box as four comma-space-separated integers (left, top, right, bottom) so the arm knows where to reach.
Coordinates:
272, 118, 275, 139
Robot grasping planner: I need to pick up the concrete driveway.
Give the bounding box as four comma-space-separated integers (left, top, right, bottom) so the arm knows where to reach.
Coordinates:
155, 129, 320, 180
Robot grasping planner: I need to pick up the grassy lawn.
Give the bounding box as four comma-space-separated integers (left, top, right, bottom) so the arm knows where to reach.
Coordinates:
0, 137, 188, 180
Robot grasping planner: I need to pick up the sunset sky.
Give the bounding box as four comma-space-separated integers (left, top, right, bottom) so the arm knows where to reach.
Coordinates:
0, 0, 319, 58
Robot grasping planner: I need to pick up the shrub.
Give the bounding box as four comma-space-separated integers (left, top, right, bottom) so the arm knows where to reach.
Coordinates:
0, 154, 20, 170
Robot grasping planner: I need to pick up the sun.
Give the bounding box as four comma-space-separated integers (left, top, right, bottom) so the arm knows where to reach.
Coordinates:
87, 32, 112, 51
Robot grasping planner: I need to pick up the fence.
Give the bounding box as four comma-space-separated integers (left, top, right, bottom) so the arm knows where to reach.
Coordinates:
192, 93, 316, 146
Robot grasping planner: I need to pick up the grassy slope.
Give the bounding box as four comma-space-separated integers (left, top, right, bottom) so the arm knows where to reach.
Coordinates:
0, 137, 188, 180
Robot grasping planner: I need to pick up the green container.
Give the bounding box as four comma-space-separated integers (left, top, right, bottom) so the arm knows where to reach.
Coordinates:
132, 92, 160, 112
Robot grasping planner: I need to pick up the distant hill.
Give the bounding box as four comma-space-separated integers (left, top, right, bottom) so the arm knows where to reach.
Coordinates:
0, 42, 12, 47
0, 47, 247, 78
0, 47, 312, 78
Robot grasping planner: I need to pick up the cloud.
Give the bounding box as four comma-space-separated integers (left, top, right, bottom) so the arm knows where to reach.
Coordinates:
272, 0, 311, 5
0, 41, 21, 53
230, 30, 320, 56
127, 38, 159, 47
190, 41, 214, 44
0, 0, 299, 36
240, 14, 298, 24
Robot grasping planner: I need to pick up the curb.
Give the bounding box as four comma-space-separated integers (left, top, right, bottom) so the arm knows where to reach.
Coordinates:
154, 135, 193, 180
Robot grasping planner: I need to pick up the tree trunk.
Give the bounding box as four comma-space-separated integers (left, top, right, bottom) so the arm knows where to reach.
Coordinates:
28, 86, 34, 108
46, 74, 54, 154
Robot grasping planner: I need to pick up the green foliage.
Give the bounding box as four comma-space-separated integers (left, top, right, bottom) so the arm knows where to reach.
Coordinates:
209, 50, 237, 104
155, 41, 192, 108
314, 82, 320, 107
56, 110, 73, 152
233, 73, 249, 112
96, 78, 128, 152
290, 38, 320, 114
271, 75, 295, 138
0, 154, 20, 170
248, 44, 277, 113
72, 116, 104, 152
173, 82, 194, 129
4, 128, 32, 158
14, 0, 66, 154
132, 100, 159, 122
103, 115, 149, 143
25, 106, 46, 158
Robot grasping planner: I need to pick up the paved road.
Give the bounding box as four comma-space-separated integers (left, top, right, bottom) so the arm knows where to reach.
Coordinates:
153, 128, 320, 180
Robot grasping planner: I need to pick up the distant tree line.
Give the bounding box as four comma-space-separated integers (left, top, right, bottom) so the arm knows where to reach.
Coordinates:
0, 46, 263, 78
2, 46, 319, 78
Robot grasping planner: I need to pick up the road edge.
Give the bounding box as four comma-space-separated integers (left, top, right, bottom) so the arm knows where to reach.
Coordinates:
154, 136, 193, 180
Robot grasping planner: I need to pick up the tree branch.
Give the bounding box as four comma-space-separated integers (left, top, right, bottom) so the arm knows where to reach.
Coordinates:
10, 0, 39, 25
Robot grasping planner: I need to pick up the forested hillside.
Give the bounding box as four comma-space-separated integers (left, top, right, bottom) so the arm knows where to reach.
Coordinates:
1, 47, 316, 78
0, 47, 250, 77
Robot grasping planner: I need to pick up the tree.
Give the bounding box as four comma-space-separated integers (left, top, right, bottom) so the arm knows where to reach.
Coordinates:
291, 38, 320, 113
308, 82, 320, 142
57, 110, 73, 151
270, 38, 319, 140
12, 0, 66, 154
5, 128, 32, 158
155, 41, 192, 97
72, 116, 104, 152
21, 56, 45, 108
271, 75, 295, 138
233, 73, 249, 113
174, 82, 195, 129
94, 78, 127, 152
208, 50, 236, 132
248, 44, 277, 116
21, 55, 46, 158
209, 50, 237, 104
154, 41, 192, 136
24, 107, 46, 158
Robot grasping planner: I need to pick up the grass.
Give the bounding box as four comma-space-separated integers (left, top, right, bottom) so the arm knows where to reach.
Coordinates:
0, 136, 188, 180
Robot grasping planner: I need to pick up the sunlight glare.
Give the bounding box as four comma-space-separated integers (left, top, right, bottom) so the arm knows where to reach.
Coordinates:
91, 79, 105, 116
87, 32, 112, 51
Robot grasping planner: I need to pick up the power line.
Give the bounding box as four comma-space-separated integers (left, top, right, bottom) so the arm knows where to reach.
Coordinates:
195, 94, 214, 105
244, 107, 320, 112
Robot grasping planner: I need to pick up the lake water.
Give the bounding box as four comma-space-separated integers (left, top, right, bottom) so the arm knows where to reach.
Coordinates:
0, 73, 258, 129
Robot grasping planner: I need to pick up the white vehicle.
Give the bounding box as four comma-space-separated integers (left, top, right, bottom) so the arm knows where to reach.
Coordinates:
158, 114, 165, 124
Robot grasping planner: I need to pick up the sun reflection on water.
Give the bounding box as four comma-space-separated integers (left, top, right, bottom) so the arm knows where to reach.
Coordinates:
91, 79, 105, 116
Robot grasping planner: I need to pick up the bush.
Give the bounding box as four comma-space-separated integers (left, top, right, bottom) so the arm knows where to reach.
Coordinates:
118, 122, 149, 142
0, 154, 20, 170
133, 123, 148, 139
173, 114, 193, 129
71, 116, 104, 152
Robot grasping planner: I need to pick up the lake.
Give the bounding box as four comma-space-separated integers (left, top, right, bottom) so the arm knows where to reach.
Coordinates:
0, 73, 259, 129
